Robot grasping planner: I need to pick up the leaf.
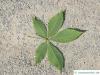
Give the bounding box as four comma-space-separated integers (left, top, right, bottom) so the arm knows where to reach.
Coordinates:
35, 42, 47, 64
33, 17, 47, 38
50, 28, 85, 43
47, 42, 65, 71
48, 10, 65, 37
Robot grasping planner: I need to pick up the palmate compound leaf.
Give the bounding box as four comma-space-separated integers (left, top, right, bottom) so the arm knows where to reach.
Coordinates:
48, 10, 65, 37
33, 16, 47, 38
35, 42, 47, 64
32, 10, 86, 72
50, 28, 86, 43
47, 42, 65, 71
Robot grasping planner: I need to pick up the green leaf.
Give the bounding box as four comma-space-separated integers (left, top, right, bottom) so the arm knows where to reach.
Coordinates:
48, 10, 65, 37
33, 17, 47, 38
47, 42, 65, 71
50, 28, 85, 43
35, 42, 47, 64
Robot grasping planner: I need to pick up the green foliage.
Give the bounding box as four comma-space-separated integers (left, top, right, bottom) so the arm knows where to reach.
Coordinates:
47, 42, 64, 71
48, 10, 65, 37
32, 10, 85, 72
35, 42, 47, 64
50, 28, 85, 43
33, 17, 47, 38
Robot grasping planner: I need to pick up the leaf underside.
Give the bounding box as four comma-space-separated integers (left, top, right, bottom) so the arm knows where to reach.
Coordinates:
48, 10, 65, 37
33, 17, 47, 38
35, 42, 47, 64
50, 28, 85, 43
47, 42, 65, 71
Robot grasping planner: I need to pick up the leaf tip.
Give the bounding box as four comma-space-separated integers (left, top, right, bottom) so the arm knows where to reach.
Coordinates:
62, 9, 66, 14
60, 9, 66, 13
80, 30, 87, 35
60, 9, 66, 20
68, 28, 87, 33
32, 16, 36, 21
